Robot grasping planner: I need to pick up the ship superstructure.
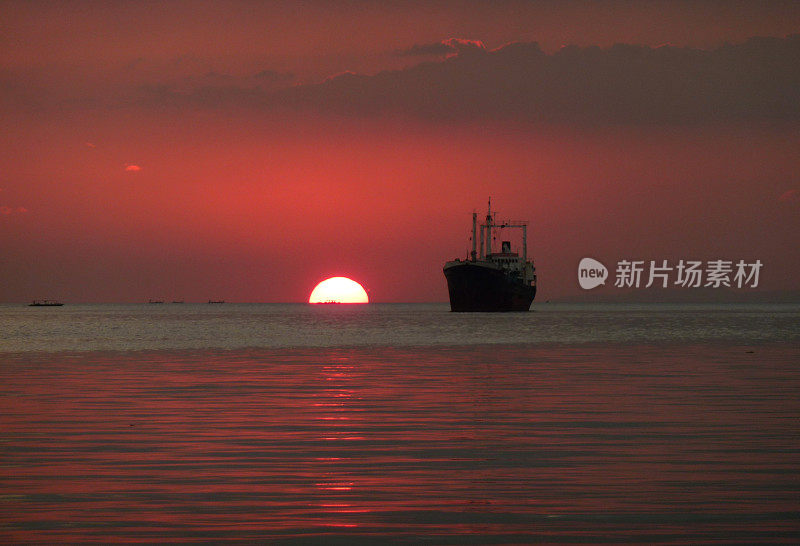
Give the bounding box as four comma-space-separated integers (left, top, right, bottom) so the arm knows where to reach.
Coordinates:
443, 200, 537, 312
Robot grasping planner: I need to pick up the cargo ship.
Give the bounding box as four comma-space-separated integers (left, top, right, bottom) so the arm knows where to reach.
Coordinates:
443, 200, 536, 312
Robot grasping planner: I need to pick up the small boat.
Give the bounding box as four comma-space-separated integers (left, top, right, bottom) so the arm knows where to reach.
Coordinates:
171, 300, 184, 304
148, 299, 164, 304
29, 299, 64, 307
207, 300, 225, 304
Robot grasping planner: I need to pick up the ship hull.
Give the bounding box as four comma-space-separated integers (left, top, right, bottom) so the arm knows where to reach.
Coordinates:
443, 261, 536, 312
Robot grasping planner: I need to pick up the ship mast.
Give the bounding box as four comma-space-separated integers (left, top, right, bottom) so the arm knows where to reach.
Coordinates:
471, 212, 477, 261
477, 197, 531, 276
485, 197, 493, 257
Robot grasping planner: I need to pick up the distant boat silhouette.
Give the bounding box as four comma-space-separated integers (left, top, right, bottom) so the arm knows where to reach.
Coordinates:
148, 299, 164, 304
171, 300, 184, 304
29, 299, 63, 306
208, 300, 225, 304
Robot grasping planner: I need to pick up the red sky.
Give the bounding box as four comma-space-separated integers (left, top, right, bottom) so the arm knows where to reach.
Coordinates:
2, 1, 799, 302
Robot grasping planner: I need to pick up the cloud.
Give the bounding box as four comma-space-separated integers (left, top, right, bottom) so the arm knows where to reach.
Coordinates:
442, 38, 487, 56
1, 64, 295, 114
780, 189, 799, 202
396, 38, 487, 58
133, 68, 294, 109
0, 205, 26, 215
253, 69, 295, 85
395, 42, 455, 57
125, 164, 141, 172
7, 35, 799, 126
86, 142, 97, 148
282, 34, 800, 124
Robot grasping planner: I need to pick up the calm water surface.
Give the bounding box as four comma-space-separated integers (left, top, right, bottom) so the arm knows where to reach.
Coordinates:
1, 302, 798, 352
1, 304, 799, 543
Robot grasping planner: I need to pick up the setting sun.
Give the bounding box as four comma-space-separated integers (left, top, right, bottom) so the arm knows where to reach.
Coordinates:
309, 277, 369, 304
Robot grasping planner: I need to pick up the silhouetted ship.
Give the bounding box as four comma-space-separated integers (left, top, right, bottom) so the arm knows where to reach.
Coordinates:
207, 300, 225, 304
29, 299, 63, 307
443, 200, 537, 312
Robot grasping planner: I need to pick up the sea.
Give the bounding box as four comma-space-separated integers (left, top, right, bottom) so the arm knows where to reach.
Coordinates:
1, 302, 799, 544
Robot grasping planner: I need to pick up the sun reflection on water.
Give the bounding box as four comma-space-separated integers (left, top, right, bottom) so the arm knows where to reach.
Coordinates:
1, 344, 799, 542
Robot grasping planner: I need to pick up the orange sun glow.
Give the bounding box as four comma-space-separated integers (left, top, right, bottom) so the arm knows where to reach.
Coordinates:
309, 277, 369, 304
